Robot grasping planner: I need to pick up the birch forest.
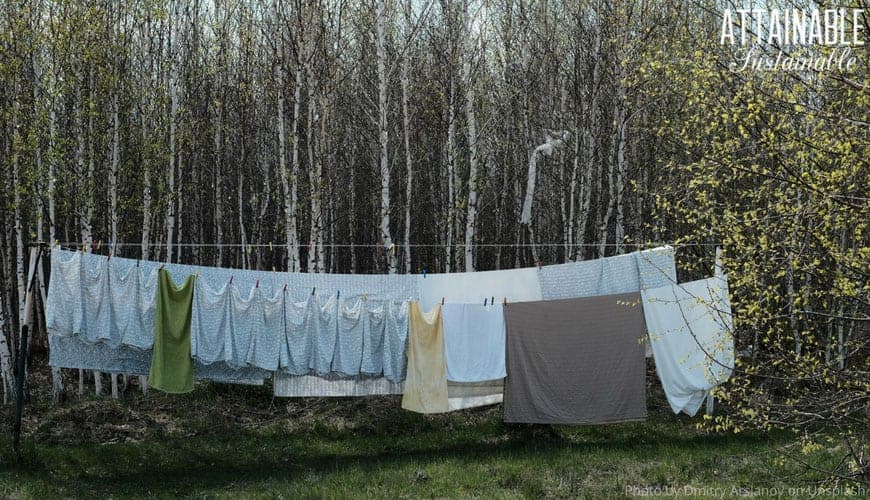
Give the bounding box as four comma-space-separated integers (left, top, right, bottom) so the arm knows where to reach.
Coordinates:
0, 0, 868, 479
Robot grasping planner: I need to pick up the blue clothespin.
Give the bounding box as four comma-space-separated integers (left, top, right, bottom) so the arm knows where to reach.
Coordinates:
484, 298, 488, 306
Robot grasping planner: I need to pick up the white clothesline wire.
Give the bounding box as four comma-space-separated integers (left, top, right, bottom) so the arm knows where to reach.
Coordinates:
54, 242, 724, 248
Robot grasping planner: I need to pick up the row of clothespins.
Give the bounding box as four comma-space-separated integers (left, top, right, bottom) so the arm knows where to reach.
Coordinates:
439, 296, 508, 306
62, 241, 512, 306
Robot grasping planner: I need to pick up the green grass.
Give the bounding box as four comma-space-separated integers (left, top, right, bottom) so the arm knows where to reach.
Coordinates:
0, 376, 851, 499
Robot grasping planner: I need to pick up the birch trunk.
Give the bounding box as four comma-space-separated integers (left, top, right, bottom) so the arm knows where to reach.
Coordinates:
376, 0, 397, 273
12, 90, 26, 346
141, 112, 152, 261
48, 69, 63, 402
306, 80, 323, 272
166, 21, 179, 265
0, 292, 13, 403
288, 65, 303, 272
401, 30, 413, 274
109, 93, 120, 399
597, 151, 616, 258
213, 104, 224, 267
462, 4, 479, 272
574, 24, 600, 261
520, 131, 569, 225
274, 7, 299, 273
84, 73, 102, 396
613, 76, 627, 254
445, 77, 457, 273
110, 94, 120, 250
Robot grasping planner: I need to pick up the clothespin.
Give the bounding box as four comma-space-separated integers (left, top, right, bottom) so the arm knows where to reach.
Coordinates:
229, 275, 234, 284
136, 260, 140, 268
441, 297, 445, 306
537, 260, 542, 269
96, 240, 102, 250
337, 290, 340, 300
311, 287, 316, 296
484, 298, 488, 306
283, 283, 288, 292
503, 297, 507, 305
255, 279, 259, 288
423, 268, 428, 279
491, 296, 495, 306
390, 243, 396, 255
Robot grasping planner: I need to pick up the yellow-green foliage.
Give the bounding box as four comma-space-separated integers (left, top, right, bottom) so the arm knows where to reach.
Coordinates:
642, 11, 869, 482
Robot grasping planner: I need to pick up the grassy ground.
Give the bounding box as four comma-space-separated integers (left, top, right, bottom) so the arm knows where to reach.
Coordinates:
0, 371, 851, 498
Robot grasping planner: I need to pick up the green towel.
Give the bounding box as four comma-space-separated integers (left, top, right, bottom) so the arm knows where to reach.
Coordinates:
149, 269, 196, 393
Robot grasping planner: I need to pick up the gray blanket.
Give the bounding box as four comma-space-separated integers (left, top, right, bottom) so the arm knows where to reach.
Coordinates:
503, 292, 647, 424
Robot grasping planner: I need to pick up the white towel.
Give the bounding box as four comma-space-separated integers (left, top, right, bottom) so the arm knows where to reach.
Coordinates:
442, 303, 506, 382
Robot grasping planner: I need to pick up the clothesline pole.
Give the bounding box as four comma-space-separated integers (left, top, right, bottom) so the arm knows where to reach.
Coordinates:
13, 243, 46, 457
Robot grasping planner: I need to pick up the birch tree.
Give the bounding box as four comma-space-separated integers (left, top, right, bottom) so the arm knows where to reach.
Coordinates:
375, 0, 397, 273
461, 0, 480, 272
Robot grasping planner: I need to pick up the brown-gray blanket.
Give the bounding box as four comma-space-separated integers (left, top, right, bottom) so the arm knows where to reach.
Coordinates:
503, 292, 647, 424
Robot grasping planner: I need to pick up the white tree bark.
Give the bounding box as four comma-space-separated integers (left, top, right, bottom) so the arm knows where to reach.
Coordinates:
306, 78, 324, 272
110, 94, 120, 250
0, 291, 14, 403
213, 104, 224, 267
613, 62, 627, 254
520, 130, 570, 225
12, 89, 26, 355
445, 76, 457, 273
578, 69, 597, 258
401, 7, 413, 274
597, 147, 616, 258
47, 64, 64, 402
376, 0, 397, 273
274, 1, 300, 273
462, 2, 480, 272
166, 14, 179, 265
109, 93, 121, 399
287, 64, 303, 272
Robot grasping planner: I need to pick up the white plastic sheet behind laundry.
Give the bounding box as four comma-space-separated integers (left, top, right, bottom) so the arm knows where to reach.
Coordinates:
419, 267, 543, 312
641, 276, 734, 416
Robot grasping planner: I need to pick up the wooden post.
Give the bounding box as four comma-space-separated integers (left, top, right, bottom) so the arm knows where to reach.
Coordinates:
13, 244, 44, 456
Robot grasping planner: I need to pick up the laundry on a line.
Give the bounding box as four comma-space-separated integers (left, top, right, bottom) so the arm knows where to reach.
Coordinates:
45, 245, 733, 423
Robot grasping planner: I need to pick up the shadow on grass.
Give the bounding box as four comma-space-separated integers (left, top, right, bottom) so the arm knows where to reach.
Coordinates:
1, 415, 780, 497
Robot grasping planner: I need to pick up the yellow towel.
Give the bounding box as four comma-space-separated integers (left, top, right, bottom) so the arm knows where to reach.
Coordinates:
401, 302, 449, 413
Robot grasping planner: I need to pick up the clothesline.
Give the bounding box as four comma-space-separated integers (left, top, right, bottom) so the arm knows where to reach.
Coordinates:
45, 245, 734, 420
54, 242, 725, 248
